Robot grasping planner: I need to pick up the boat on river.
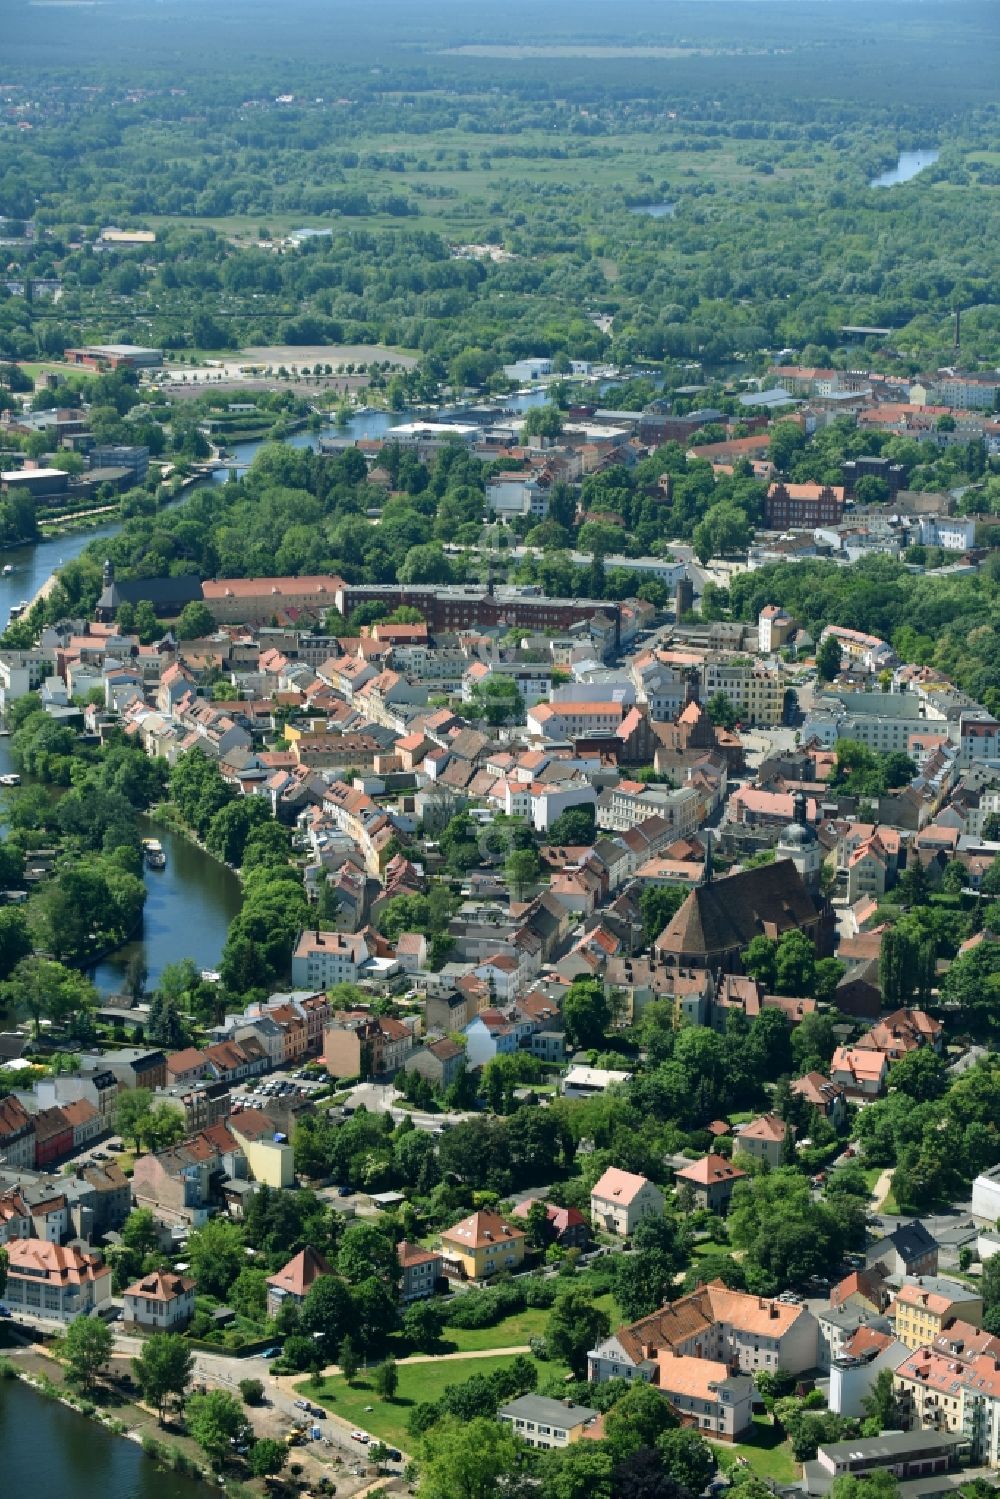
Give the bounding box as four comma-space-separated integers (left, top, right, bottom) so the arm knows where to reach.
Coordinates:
142, 838, 166, 869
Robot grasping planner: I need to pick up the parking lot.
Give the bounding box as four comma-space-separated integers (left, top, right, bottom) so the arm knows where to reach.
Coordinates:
230, 1066, 328, 1114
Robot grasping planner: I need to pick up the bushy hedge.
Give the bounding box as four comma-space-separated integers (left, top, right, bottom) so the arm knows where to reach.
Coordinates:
441, 1276, 556, 1330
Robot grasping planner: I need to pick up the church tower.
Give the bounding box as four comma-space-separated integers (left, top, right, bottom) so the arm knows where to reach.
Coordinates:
776, 790, 823, 895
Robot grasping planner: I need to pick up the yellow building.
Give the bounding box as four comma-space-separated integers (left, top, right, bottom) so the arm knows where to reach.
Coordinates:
892, 1280, 983, 1350
231, 1121, 294, 1189
439, 1209, 525, 1281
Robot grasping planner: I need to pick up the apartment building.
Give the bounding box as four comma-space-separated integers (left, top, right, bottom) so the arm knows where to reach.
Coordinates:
701, 656, 785, 726
498, 1395, 600, 1450
4, 1239, 112, 1322
123, 1269, 196, 1332
590, 1168, 665, 1238
589, 1283, 819, 1384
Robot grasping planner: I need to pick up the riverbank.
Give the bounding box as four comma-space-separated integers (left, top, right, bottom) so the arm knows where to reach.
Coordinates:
1, 1343, 214, 1496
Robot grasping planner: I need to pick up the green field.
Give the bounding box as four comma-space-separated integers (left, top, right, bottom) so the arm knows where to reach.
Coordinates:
298, 1351, 565, 1450
716, 1417, 799, 1483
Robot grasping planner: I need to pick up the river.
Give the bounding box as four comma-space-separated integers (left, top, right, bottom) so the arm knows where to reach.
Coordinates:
0, 1378, 206, 1499
870, 147, 939, 187
0, 389, 550, 992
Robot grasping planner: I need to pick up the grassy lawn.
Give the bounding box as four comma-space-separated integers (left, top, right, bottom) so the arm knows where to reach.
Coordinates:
436, 1306, 550, 1352
298, 1352, 563, 1450
716, 1417, 799, 1483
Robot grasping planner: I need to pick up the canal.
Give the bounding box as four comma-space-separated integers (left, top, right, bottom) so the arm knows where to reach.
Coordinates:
0, 1377, 206, 1499
0, 391, 551, 991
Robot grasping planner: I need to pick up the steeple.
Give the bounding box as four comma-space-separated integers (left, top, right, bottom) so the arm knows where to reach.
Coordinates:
102, 557, 115, 589
701, 832, 713, 886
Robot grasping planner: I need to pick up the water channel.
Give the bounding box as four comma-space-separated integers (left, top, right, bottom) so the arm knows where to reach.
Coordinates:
0, 1377, 206, 1499
869, 148, 939, 187
0, 391, 549, 992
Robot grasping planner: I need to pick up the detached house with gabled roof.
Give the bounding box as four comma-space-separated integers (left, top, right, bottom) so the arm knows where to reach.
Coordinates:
266, 1245, 333, 1318
439, 1209, 525, 1282
674, 1154, 747, 1215
123, 1269, 196, 1332
590, 1167, 665, 1238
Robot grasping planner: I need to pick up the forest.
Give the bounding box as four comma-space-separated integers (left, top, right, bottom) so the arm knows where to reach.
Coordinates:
1, 0, 999, 375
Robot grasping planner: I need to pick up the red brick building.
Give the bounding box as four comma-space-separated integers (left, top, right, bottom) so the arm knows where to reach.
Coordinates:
764, 481, 845, 530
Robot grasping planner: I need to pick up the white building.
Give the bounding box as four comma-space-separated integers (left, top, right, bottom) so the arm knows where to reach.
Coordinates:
123, 1269, 196, 1331
590, 1167, 664, 1238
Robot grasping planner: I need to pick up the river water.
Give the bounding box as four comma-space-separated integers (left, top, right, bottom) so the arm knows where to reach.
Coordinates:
0, 390, 549, 992
870, 148, 939, 187
0, 1378, 206, 1499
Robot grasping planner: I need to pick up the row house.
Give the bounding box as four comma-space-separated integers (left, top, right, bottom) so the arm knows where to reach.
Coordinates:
322, 1011, 414, 1079
894, 1323, 1000, 1466
132, 1123, 247, 1229
202, 1036, 269, 1084
0, 1096, 36, 1170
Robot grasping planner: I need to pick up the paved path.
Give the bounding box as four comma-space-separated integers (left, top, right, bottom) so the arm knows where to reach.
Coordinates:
872, 1168, 894, 1211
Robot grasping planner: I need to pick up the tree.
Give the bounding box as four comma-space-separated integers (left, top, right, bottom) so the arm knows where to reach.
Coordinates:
546, 1289, 610, 1377
186, 1389, 251, 1468
615, 1216, 687, 1321
338, 1333, 359, 1382
468, 677, 525, 726
239, 1377, 265, 1405
230, 1266, 268, 1322
775, 929, 816, 996
613, 1447, 690, 1499
186, 1218, 245, 1300
248, 1437, 288, 1478
505, 847, 540, 899
402, 1298, 445, 1349
603, 1383, 678, 1457
743, 935, 778, 990
861, 1367, 903, 1432
523, 403, 564, 439
176, 600, 216, 640
887, 1048, 947, 1102
374, 1356, 399, 1400
547, 805, 596, 845
562, 978, 611, 1051
706, 691, 739, 730
338, 1220, 401, 1292
657, 1427, 716, 1493
115, 1087, 154, 1150
419, 1414, 522, 1499
640, 885, 686, 943
62, 1316, 113, 1390
817, 634, 843, 682
132, 1332, 194, 1422
301, 1273, 353, 1356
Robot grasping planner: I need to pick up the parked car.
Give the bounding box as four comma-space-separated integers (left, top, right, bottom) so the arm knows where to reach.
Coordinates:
350, 1430, 369, 1444
261, 1346, 281, 1359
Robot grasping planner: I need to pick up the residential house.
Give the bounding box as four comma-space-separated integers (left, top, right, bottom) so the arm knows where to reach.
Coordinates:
894, 1322, 1000, 1466
266, 1245, 333, 1319
323, 1012, 413, 1080
790, 1072, 847, 1128
165, 1048, 209, 1087
867, 1222, 939, 1280
654, 1351, 755, 1440
463, 1009, 520, 1069
123, 1269, 196, 1332
402, 1038, 465, 1092
498, 1394, 600, 1450
33, 1105, 74, 1168
674, 1154, 747, 1215
590, 1167, 665, 1238
0, 1095, 37, 1170
439, 1209, 526, 1281
892, 1278, 983, 1348
511, 1199, 590, 1251
829, 1326, 909, 1419
830, 1045, 889, 1099
735, 1114, 789, 1169
3, 1239, 112, 1322
397, 1240, 442, 1303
